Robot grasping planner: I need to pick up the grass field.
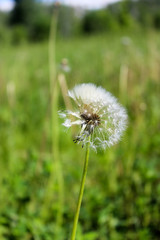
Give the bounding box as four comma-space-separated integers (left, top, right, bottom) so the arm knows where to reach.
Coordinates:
0, 31, 160, 240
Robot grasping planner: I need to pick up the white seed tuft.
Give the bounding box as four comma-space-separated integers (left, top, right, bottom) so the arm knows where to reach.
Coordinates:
60, 83, 128, 150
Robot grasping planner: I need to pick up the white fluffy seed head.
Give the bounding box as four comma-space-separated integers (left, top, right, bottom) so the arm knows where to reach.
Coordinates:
60, 83, 128, 150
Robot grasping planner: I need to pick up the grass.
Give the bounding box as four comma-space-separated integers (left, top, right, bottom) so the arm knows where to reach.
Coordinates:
0, 30, 160, 240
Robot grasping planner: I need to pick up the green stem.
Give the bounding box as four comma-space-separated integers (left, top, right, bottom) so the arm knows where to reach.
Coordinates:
41, 6, 64, 229
49, 8, 64, 227
70, 137, 91, 240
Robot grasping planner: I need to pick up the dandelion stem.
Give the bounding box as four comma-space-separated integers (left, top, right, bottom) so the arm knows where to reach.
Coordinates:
70, 136, 91, 240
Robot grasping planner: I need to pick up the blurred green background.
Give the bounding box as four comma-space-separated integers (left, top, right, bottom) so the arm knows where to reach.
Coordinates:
0, 0, 160, 239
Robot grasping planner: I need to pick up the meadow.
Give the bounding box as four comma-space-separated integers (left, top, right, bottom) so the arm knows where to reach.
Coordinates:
0, 30, 160, 240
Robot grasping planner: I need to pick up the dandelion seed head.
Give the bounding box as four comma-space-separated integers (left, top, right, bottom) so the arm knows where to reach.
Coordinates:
60, 83, 128, 150
59, 58, 71, 72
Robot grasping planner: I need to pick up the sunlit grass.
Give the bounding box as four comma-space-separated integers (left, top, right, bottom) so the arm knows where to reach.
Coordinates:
0, 31, 160, 240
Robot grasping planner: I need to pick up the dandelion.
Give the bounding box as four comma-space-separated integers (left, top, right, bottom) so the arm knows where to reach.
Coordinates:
60, 83, 127, 150
121, 36, 132, 46
59, 83, 127, 240
59, 58, 71, 73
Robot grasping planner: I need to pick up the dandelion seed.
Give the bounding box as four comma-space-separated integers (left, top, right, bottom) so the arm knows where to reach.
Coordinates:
60, 83, 127, 150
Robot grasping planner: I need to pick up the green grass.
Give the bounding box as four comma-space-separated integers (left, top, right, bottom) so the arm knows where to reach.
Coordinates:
0, 31, 160, 240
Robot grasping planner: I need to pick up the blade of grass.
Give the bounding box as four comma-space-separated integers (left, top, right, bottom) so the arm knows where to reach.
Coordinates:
41, 5, 64, 231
